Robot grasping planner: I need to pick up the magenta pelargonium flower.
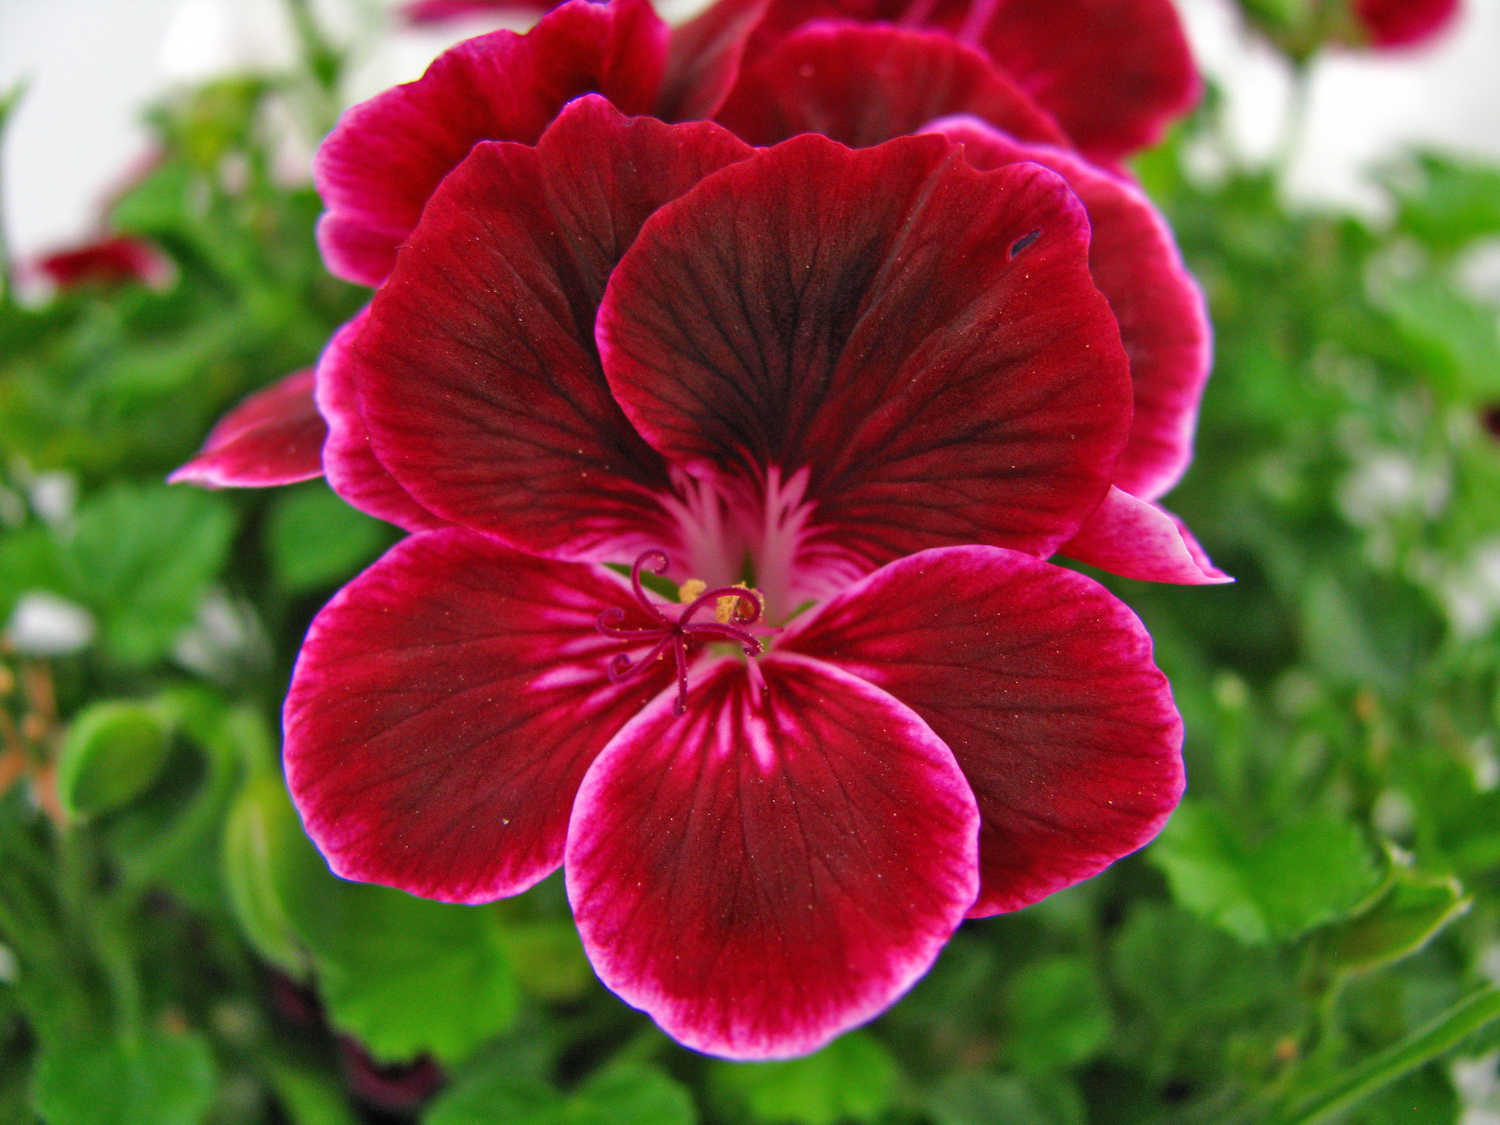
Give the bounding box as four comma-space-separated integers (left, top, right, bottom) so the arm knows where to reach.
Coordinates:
277, 98, 1186, 1058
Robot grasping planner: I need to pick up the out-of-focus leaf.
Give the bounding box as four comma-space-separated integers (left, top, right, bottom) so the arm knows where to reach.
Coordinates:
500, 921, 592, 1002
59, 483, 235, 665
1383, 152, 1500, 254
425, 1061, 695, 1125
1005, 955, 1113, 1072
1371, 272, 1500, 404
1150, 802, 1382, 944
1317, 864, 1471, 975
0, 526, 62, 621
221, 772, 322, 977
31, 1027, 216, 1125
708, 1032, 897, 1125
267, 484, 386, 595
927, 1072, 1085, 1125
55, 701, 172, 819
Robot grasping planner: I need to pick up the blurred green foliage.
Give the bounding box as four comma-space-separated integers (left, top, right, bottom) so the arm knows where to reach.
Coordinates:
3, 6, 1500, 1125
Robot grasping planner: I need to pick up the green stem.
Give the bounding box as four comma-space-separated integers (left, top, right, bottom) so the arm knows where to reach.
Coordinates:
1272, 985, 1500, 1125
0, 80, 28, 308
1274, 59, 1314, 183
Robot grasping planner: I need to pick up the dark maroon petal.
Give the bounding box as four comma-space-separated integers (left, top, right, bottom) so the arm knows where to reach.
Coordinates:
401, 0, 556, 25
744, 0, 1198, 161
716, 23, 1065, 148
315, 0, 668, 286
784, 545, 1183, 916
317, 311, 448, 532
974, 0, 1200, 162
34, 234, 171, 290
566, 655, 978, 1059
1352, 0, 1460, 48
357, 97, 753, 559
1059, 487, 1229, 585
170, 369, 326, 488
931, 118, 1211, 500
598, 132, 1131, 568
284, 529, 675, 904
658, 0, 770, 121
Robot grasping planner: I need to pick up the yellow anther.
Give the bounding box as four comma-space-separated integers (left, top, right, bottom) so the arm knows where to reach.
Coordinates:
678, 579, 707, 605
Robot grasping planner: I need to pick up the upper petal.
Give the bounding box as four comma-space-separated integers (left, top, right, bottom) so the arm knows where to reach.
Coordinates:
169, 368, 326, 488
783, 545, 1184, 916
316, 311, 449, 533
740, 0, 1198, 161
314, 0, 668, 286
931, 118, 1212, 500
657, 0, 771, 121
1351, 0, 1460, 49
715, 23, 1066, 148
597, 132, 1132, 568
283, 528, 675, 905
973, 0, 1201, 162
354, 97, 753, 560
565, 654, 978, 1059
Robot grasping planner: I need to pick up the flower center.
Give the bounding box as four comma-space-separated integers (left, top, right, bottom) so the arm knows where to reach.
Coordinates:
596, 551, 777, 716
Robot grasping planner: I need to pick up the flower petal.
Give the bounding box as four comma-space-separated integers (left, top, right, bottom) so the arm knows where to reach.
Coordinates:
1060, 487, 1229, 585
283, 528, 675, 905
1352, 0, 1459, 49
743, 0, 1199, 161
972, 0, 1201, 162
784, 545, 1184, 916
598, 132, 1131, 567
715, 23, 1066, 148
658, 0, 770, 121
355, 97, 752, 559
566, 654, 979, 1059
317, 311, 448, 532
314, 0, 668, 286
169, 369, 326, 488
931, 117, 1211, 500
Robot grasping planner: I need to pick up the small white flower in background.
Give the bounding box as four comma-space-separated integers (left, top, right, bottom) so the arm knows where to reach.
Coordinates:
1440, 538, 1500, 640
6, 592, 96, 657
27, 471, 77, 527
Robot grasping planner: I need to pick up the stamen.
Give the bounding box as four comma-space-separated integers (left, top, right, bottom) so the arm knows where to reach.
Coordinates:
597, 551, 778, 716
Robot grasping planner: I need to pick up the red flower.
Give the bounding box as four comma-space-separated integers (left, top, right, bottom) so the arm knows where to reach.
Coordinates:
400, 0, 558, 25
738, 0, 1200, 162
170, 369, 327, 488
279, 100, 1186, 1058
1349, 0, 1460, 49
315, 0, 765, 286
32, 234, 171, 291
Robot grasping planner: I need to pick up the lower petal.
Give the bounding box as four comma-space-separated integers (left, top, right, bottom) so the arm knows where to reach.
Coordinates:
566, 655, 979, 1059
284, 529, 675, 904
784, 545, 1184, 917
1060, 487, 1230, 585
170, 368, 326, 488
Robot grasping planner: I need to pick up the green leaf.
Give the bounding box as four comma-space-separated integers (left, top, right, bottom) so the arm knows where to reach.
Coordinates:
708, 1032, 897, 1125
927, 1072, 1085, 1125
0, 525, 62, 620
220, 772, 322, 976
1383, 151, 1500, 254
59, 483, 235, 665
500, 921, 593, 1002
1150, 802, 1382, 944
425, 1062, 695, 1125
55, 702, 173, 819
31, 1027, 216, 1125
1005, 955, 1113, 1072
287, 879, 518, 1066
267, 484, 387, 595
1316, 863, 1471, 975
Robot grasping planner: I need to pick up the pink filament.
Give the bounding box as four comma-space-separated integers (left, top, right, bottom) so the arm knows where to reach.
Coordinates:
597, 551, 776, 716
